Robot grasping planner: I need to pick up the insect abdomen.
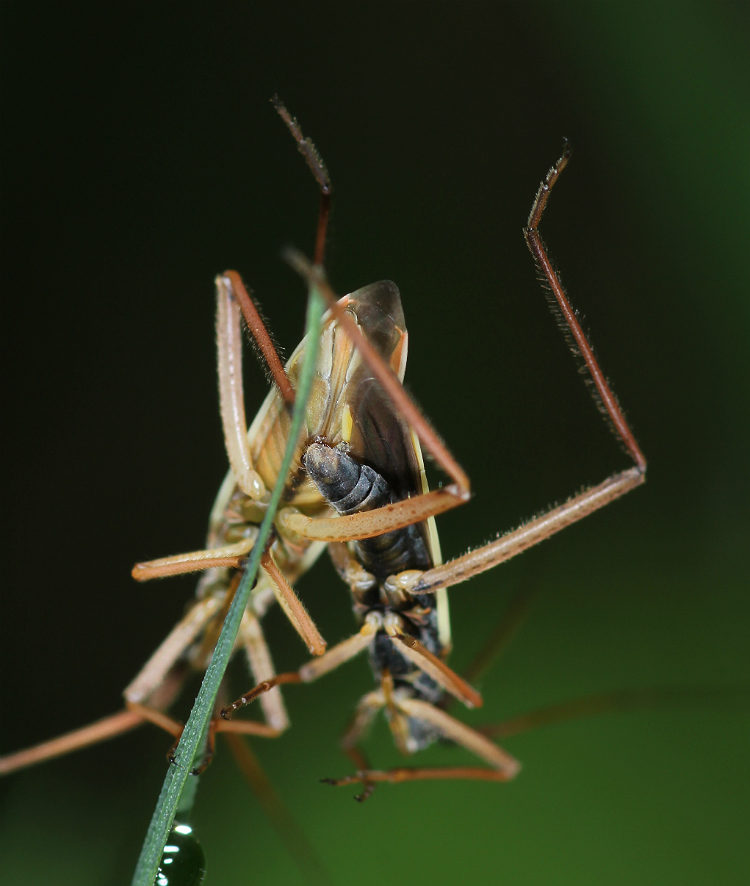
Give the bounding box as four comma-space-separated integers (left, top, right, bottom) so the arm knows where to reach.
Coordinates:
303, 442, 431, 581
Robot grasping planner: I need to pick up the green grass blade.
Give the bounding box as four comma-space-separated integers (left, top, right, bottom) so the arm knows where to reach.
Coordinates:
131, 280, 324, 886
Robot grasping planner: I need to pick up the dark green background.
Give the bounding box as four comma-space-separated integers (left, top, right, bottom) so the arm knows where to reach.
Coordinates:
1, 3, 748, 885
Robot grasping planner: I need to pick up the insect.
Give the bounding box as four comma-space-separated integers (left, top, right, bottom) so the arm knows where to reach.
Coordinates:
0, 101, 645, 805
216, 121, 647, 797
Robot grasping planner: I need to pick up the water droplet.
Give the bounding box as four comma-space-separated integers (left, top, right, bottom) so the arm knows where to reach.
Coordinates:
154, 822, 206, 886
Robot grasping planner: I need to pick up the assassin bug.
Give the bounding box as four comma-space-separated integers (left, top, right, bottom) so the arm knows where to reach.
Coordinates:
0, 101, 645, 804
215, 119, 647, 797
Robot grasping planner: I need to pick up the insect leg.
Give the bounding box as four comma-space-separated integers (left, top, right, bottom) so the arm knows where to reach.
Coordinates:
458, 572, 540, 687
524, 143, 646, 472
219, 270, 295, 405
399, 695, 519, 775
339, 691, 384, 759
213, 96, 331, 531
284, 144, 646, 555
322, 698, 520, 792
328, 691, 385, 802
124, 595, 226, 704
279, 487, 461, 542
0, 710, 145, 775
0, 651, 195, 775
222, 730, 334, 886
131, 536, 256, 580
238, 610, 290, 732
284, 250, 470, 499
408, 468, 643, 594
220, 615, 381, 719
131, 520, 326, 660
215, 272, 288, 502
477, 685, 750, 741
260, 549, 326, 655
387, 631, 482, 708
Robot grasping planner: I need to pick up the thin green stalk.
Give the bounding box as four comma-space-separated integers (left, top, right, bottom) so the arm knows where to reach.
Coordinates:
131, 280, 324, 886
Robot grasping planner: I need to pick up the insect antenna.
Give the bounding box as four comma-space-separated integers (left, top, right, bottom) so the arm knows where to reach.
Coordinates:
272, 95, 332, 266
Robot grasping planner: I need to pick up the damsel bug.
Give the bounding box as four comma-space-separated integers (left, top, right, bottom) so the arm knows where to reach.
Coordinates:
0, 101, 645, 802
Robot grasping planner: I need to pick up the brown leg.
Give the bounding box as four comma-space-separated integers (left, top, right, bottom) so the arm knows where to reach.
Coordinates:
131, 536, 255, 581
322, 696, 519, 793
322, 767, 514, 788
335, 691, 385, 802
283, 249, 471, 500
238, 611, 290, 732
216, 274, 273, 501
163, 705, 284, 775
284, 465, 641, 585
220, 616, 381, 720
388, 632, 483, 709
0, 710, 146, 775
212, 98, 332, 491
410, 468, 643, 594
459, 571, 541, 687
279, 487, 463, 542
219, 270, 295, 405
260, 549, 326, 655
124, 596, 225, 704
283, 146, 646, 582
524, 143, 646, 473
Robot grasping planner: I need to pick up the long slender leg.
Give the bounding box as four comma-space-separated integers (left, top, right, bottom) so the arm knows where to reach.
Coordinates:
333, 691, 386, 802
409, 468, 643, 594
284, 249, 470, 501
459, 572, 541, 687
387, 631, 483, 708
213, 97, 332, 498
0, 664, 191, 775
281, 261, 642, 550
275, 99, 469, 530
393, 695, 520, 775
216, 272, 287, 502
220, 615, 381, 719
282, 147, 645, 573
322, 697, 520, 792
278, 487, 462, 542
524, 143, 646, 473
133, 542, 327, 656
285, 465, 641, 571
477, 685, 750, 741
124, 595, 225, 704
216, 274, 267, 501
239, 611, 290, 732
0, 711, 146, 775
222, 731, 334, 886
219, 270, 295, 405
260, 549, 326, 655
322, 767, 514, 788
131, 536, 256, 581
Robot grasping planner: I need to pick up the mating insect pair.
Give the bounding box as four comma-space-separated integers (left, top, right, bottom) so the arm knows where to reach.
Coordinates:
0, 100, 645, 802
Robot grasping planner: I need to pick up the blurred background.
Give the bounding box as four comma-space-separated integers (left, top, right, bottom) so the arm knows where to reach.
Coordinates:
1, 3, 748, 885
